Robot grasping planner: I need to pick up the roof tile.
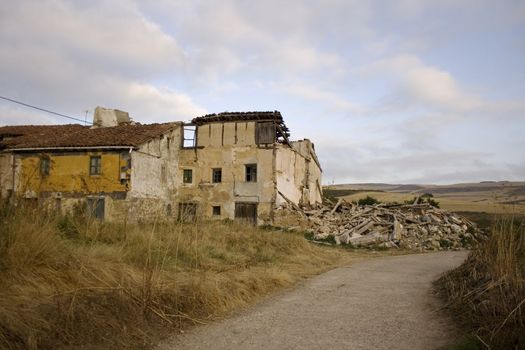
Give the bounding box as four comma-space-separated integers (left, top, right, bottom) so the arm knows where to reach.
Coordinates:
0, 123, 179, 150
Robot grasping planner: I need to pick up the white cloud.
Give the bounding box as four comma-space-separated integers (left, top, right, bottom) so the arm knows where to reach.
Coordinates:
278, 83, 365, 114
0, 0, 205, 124
363, 54, 482, 112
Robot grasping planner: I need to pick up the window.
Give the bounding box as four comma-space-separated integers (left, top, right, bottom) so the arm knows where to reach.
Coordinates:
90, 156, 101, 175
245, 164, 257, 182
182, 125, 196, 148
212, 206, 221, 216
183, 169, 193, 183
212, 168, 222, 183
40, 157, 50, 177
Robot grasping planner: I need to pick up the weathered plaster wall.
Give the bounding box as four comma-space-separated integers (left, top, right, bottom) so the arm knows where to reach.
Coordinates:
197, 121, 256, 147
275, 147, 304, 205
0, 153, 13, 200
276, 139, 323, 207
176, 121, 274, 224
6, 124, 183, 222
125, 127, 182, 220
15, 151, 128, 196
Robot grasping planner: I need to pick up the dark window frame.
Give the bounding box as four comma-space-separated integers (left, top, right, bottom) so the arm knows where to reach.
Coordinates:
89, 156, 102, 175
245, 164, 257, 182
212, 205, 221, 216
212, 168, 222, 183
183, 169, 193, 183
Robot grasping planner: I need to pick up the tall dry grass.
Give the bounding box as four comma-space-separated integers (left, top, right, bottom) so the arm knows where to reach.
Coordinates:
436, 216, 525, 349
0, 205, 344, 349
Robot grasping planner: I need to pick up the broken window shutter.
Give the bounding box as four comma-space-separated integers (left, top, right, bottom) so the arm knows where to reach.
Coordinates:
256, 122, 276, 144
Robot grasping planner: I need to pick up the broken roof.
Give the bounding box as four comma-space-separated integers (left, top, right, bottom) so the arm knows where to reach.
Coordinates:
192, 111, 291, 142
192, 111, 283, 125
0, 122, 179, 150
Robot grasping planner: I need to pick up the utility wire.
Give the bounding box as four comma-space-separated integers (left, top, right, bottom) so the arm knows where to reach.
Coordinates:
0, 95, 92, 124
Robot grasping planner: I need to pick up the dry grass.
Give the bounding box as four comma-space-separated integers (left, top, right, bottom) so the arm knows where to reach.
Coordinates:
341, 191, 525, 214
0, 205, 350, 349
435, 216, 525, 349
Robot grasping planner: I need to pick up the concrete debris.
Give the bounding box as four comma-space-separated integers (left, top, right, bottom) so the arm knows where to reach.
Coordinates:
280, 200, 483, 250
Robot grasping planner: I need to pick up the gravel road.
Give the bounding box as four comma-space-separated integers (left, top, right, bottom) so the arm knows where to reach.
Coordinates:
158, 251, 467, 350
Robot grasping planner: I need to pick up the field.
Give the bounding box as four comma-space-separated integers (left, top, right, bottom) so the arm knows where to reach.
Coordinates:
0, 205, 393, 349
325, 181, 525, 214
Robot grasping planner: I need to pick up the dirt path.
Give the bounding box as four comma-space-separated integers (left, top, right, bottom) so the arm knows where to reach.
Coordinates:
158, 251, 467, 350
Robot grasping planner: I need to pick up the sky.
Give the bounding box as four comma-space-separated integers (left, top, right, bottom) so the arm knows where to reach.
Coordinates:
0, 0, 524, 185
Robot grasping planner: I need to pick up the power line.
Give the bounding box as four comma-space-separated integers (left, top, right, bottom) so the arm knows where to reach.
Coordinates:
0, 95, 92, 124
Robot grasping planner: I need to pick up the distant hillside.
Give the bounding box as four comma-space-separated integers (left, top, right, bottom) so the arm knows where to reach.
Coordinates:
324, 181, 525, 214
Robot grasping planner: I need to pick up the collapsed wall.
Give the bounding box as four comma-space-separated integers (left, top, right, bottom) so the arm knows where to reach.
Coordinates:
275, 199, 484, 250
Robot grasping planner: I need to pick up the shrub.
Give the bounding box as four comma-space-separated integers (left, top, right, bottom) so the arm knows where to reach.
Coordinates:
404, 194, 440, 208
357, 196, 380, 206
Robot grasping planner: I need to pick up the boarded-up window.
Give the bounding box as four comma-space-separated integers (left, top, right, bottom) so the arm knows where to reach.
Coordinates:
40, 157, 50, 177
256, 122, 276, 144
179, 202, 197, 222
87, 197, 105, 220
234, 202, 257, 225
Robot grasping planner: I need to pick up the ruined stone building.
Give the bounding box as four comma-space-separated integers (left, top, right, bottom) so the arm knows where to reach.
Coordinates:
0, 108, 322, 224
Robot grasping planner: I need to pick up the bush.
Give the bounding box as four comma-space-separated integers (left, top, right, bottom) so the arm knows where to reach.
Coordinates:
357, 196, 380, 206
404, 194, 440, 208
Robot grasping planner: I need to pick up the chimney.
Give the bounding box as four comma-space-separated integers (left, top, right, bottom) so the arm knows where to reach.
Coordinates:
92, 106, 130, 128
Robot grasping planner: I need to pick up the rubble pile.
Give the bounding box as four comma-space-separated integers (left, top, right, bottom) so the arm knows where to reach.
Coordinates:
285, 199, 482, 250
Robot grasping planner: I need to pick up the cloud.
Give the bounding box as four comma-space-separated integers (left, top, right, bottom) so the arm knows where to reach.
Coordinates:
277, 83, 365, 114
0, 0, 206, 124
319, 142, 522, 184
363, 54, 482, 112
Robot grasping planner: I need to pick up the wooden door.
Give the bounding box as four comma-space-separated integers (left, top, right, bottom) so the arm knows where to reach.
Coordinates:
87, 197, 105, 220
234, 202, 257, 225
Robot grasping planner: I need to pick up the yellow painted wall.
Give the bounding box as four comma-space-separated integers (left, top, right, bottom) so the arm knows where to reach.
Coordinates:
17, 151, 129, 195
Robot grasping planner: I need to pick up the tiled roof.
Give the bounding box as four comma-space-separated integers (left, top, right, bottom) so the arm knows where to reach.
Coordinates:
192, 111, 283, 125
0, 123, 179, 150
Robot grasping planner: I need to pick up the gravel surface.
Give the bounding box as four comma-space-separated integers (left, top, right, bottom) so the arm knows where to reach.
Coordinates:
158, 251, 467, 350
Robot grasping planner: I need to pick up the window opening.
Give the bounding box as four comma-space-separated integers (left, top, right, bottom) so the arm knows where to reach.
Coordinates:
212, 168, 222, 183
90, 156, 101, 175
183, 169, 193, 183
183, 124, 197, 148
245, 164, 257, 182
212, 206, 221, 216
